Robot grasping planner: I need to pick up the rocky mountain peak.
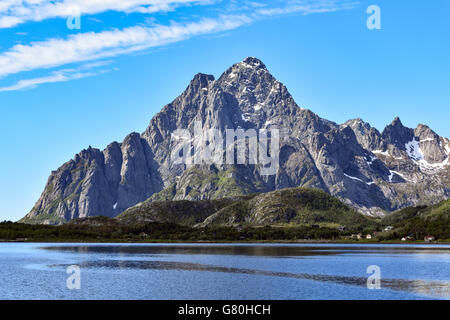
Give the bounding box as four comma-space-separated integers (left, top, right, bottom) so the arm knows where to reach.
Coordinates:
341, 118, 383, 151
219, 57, 270, 83
75, 146, 102, 163
221, 57, 273, 81
190, 73, 215, 89
343, 118, 370, 131
123, 132, 141, 144
214, 57, 299, 127
391, 116, 402, 125
414, 123, 438, 140
22, 59, 450, 224
412, 124, 448, 164
382, 116, 414, 149
240, 56, 267, 69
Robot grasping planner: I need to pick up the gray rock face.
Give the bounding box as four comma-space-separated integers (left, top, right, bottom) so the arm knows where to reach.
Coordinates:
414, 124, 448, 163
24, 137, 162, 224
22, 57, 450, 223
341, 118, 384, 151
382, 117, 415, 149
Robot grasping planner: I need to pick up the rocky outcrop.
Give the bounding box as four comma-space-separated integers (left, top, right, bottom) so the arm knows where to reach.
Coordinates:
23, 136, 162, 224
382, 117, 415, 149
22, 57, 450, 224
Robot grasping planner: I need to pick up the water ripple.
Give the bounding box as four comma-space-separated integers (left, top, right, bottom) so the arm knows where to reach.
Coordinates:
52, 259, 450, 299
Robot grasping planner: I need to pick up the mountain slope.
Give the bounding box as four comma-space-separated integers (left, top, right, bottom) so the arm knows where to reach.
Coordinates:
117, 187, 377, 230
198, 188, 377, 229
380, 199, 450, 239
21, 57, 450, 224
382, 199, 450, 225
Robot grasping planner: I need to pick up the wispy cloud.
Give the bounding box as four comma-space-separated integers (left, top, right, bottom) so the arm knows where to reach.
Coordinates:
0, 68, 111, 92
0, 0, 216, 28
0, 0, 356, 90
255, 0, 357, 16
0, 14, 252, 79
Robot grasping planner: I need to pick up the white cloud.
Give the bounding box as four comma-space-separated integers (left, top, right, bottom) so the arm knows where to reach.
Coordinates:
224, 0, 356, 16
0, 15, 22, 28
0, 0, 217, 28
254, 0, 357, 16
0, 0, 356, 90
0, 14, 252, 79
0, 68, 109, 92
0, 0, 356, 29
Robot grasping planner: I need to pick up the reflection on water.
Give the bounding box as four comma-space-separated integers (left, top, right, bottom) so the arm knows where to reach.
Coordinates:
1, 243, 449, 300
43, 244, 450, 257
50, 259, 450, 299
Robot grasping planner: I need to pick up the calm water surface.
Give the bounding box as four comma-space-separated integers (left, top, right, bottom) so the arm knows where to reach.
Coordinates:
0, 243, 449, 300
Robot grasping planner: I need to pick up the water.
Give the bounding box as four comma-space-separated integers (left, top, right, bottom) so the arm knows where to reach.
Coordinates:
0, 243, 449, 300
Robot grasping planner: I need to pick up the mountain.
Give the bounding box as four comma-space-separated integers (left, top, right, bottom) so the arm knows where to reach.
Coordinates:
117, 187, 376, 230
21, 57, 450, 224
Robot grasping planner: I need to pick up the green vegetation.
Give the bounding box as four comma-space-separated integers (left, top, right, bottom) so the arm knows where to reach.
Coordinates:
118, 198, 235, 225
0, 218, 342, 242
198, 188, 379, 233
19, 212, 66, 225
379, 199, 450, 240
120, 187, 380, 234
8, 187, 448, 242
146, 166, 261, 203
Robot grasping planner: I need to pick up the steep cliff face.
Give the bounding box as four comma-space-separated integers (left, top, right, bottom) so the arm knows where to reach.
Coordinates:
23, 135, 162, 224
22, 57, 450, 224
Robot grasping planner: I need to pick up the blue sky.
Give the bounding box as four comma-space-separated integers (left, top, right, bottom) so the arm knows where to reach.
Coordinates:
0, 0, 449, 221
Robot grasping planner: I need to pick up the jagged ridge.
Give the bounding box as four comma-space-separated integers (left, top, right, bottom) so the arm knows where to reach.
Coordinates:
21, 57, 450, 224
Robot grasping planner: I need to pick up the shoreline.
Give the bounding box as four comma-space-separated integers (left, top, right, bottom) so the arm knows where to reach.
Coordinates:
1, 239, 449, 245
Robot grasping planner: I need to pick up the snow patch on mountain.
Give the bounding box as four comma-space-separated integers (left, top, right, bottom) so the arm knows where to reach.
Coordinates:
405, 138, 424, 161
365, 155, 377, 166
241, 113, 250, 122
344, 173, 373, 185
254, 103, 263, 111
390, 170, 416, 183
373, 150, 390, 157
418, 157, 449, 171
406, 138, 449, 171
388, 171, 395, 183
344, 173, 363, 182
